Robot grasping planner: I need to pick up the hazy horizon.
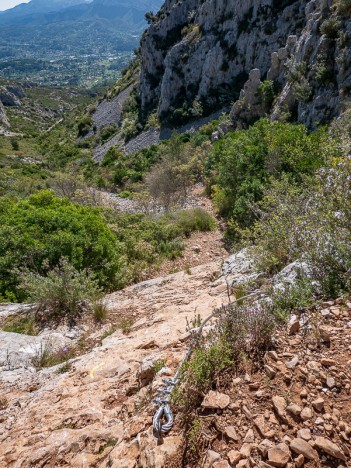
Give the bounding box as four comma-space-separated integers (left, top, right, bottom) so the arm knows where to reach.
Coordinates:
0, 0, 31, 11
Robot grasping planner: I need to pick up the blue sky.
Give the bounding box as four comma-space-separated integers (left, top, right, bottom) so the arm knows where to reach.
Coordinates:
0, 0, 30, 11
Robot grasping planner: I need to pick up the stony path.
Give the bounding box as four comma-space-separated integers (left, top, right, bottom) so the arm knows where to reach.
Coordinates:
196, 300, 351, 468
0, 259, 234, 467
1, 252, 350, 467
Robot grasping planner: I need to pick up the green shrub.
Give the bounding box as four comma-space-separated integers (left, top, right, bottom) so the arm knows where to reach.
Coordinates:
92, 300, 108, 323
293, 77, 312, 102
170, 208, 216, 236
206, 119, 331, 237
10, 138, 20, 151
121, 113, 139, 140
174, 302, 275, 412
271, 278, 316, 321
145, 133, 195, 208
102, 146, 123, 167
287, 60, 312, 102
145, 111, 160, 129
187, 419, 204, 455
158, 238, 184, 259
249, 156, 351, 297
313, 61, 333, 85
336, 0, 351, 16
258, 80, 276, 110
77, 115, 93, 137
100, 125, 118, 144
2, 314, 37, 335
145, 11, 157, 24
216, 304, 275, 358
31, 338, 75, 369
176, 340, 233, 409
20, 259, 102, 320
320, 18, 340, 39
0, 190, 124, 299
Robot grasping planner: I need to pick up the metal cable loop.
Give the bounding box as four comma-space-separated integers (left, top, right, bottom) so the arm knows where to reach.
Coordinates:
152, 290, 264, 442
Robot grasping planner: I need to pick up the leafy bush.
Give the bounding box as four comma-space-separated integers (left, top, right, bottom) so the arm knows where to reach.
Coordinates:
145, 133, 208, 209
0, 191, 213, 302
121, 113, 139, 140
0, 190, 124, 299
287, 60, 312, 102
77, 115, 93, 137
216, 303, 275, 359
100, 208, 214, 283
258, 80, 276, 111
145, 134, 194, 208
320, 18, 340, 40
31, 338, 75, 370
175, 339, 233, 410
20, 259, 102, 320
271, 278, 316, 321
98, 145, 159, 189
145, 111, 160, 130
336, 0, 351, 16
10, 138, 20, 151
92, 300, 108, 322
313, 61, 333, 85
100, 125, 118, 144
169, 208, 216, 236
174, 302, 275, 411
207, 119, 331, 237
2, 314, 37, 335
293, 78, 312, 102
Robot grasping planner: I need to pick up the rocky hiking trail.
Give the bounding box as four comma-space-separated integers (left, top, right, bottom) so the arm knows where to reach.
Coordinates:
1, 199, 351, 467
0, 193, 230, 467
0, 252, 233, 467
1, 252, 351, 467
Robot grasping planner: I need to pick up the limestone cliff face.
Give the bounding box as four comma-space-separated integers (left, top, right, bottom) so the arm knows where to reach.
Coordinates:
139, 0, 351, 127
0, 102, 9, 129
268, 0, 351, 127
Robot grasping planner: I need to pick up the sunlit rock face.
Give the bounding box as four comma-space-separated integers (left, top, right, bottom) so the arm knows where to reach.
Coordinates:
139, 0, 351, 128
140, 0, 306, 123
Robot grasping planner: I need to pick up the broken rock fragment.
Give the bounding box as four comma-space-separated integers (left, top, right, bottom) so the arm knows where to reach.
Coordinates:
290, 438, 319, 461
314, 436, 346, 461
201, 391, 230, 410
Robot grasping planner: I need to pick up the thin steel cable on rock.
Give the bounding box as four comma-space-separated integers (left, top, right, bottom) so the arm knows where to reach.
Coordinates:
152, 290, 263, 442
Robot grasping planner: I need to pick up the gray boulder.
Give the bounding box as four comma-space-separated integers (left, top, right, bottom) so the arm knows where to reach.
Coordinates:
0, 86, 21, 106
0, 101, 9, 127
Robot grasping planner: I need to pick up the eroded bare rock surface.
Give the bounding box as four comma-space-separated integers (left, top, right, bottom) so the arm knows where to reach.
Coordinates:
136, 0, 351, 129
1, 251, 351, 466
0, 258, 231, 467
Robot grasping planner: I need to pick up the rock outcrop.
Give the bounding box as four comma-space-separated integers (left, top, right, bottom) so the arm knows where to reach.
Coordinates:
0, 86, 22, 107
138, 0, 351, 128
0, 101, 9, 128
140, 0, 306, 123
0, 259, 231, 467
1, 251, 351, 466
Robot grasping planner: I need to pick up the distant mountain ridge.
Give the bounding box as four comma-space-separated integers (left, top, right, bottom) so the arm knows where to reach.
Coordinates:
0, 0, 93, 17
0, 0, 163, 29
0, 0, 163, 86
